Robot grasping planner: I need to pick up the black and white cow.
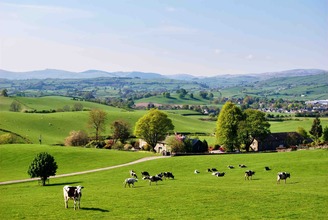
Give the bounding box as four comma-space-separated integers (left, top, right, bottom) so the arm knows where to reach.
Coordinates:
265, 166, 271, 171
239, 164, 247, 168
245, 170, 255, 180
142, 175, 163, 185
163, 172, 175, 180
141, 171, 150, 177
213, 172, 225, 177
227, 165, 234, 169
124, 178, 138, 188
277, 172, 291, 184
130, 170, 138, 178
63, 185, 84, 210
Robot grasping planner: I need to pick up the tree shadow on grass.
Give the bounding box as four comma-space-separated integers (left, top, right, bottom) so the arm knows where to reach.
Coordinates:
81, 207, 110, 212
45, 181, 82, 186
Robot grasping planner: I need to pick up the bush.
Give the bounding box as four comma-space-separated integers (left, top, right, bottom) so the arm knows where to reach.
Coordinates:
112, 141, 124, 150
0, 133, 20, 144
64, 130, 89, 146
124, 144, 133, 151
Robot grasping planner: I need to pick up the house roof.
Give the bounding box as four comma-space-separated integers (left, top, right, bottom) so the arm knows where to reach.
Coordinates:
257, 132, 304, 142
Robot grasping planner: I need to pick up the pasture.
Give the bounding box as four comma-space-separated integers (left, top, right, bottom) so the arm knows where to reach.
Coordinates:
1, 96, 327, 146
0, 147, 327, 219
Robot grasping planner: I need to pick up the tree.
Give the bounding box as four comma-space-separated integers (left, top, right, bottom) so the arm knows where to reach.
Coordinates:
165, 135, 185, 153
9, 100, 22, 112
297, 127, 309, 139
309, 116, 323, 143
322, 126, 328, 143
27, 152, 58, 186
216, 102, 243, 152
88, 109, 107, 142
237, 109, 270, 152
1, 89, 8, 97
111, 120, 131, 144
134, 108, 174, 151
72, 103, 83, 111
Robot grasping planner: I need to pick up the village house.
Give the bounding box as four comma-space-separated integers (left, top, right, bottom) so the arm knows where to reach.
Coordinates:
250, 132, 309, 151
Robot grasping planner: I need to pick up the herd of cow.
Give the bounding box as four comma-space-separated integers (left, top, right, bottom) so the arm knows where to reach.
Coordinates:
62, 166, 290, 210
124, 170, 175, 188
201, 165, 291, 184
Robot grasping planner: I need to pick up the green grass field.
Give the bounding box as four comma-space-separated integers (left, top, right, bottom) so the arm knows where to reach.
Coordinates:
1, 96, 327, 146
0, 147, 327, 219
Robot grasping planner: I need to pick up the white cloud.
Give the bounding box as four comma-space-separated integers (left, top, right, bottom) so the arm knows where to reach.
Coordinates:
245, 54, 254, 60
214, 49, 222, 54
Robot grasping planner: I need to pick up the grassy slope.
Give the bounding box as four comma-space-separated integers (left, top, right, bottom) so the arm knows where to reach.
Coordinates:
0, 96, 327, 145
0, 144, 155, 182
0, 149, 327, 219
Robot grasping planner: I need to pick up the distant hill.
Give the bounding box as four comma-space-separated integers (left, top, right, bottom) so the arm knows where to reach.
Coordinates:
1, 68, 326, 81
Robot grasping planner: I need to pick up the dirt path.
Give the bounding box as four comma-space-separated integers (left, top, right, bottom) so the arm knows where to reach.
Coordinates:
0, 156, 169, 186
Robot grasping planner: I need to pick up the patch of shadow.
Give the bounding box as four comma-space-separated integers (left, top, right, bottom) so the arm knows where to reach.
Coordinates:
45, 181, 82, 186
81, 207, 110, 212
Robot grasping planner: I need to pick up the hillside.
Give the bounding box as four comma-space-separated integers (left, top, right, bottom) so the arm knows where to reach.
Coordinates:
0, 96, 327, 146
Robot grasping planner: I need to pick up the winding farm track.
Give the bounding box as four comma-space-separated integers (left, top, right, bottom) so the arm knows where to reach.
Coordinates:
0, 156, 169, 186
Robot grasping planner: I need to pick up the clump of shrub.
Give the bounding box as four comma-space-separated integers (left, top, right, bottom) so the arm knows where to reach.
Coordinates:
84, 140, 105, 148
112, 141, 124, 150
64, 130, 89, 146
124, 144, 133, 151
0, 133, 18, 144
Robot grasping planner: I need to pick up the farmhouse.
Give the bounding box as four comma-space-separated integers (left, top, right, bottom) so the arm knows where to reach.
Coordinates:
139, 136, 205, 154
250, 132, 308, 151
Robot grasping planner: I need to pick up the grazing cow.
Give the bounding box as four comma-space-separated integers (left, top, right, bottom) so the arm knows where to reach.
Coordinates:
213, 172, 225, 177
211, 168, 218, 172
141, 171, 150, 177
265, 166, 271, 171
207, 168, 212, 172
130, 170, 138, 179
277, 172, 290, 184
227, 165, 234, 169
239, 164, 247, 168
142, 176, 162, 185
63, 185, 84, 210
163, 172, 175, 180
124, 178, 138, 188
194, 170, 200, 174
245, 170, 255, 180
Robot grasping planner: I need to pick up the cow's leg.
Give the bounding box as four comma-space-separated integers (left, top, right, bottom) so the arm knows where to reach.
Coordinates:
74, 199, 77, 210
64, 198, 68, 208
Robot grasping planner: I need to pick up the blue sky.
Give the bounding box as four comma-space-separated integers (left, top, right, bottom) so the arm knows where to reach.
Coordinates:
0, 0, 327, 76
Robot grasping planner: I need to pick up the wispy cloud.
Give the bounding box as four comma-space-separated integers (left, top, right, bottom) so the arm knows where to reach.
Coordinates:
166, 7, 177, 12
245, 54, 254, 60
0, 2, 92, 17
214, 49, 222, 54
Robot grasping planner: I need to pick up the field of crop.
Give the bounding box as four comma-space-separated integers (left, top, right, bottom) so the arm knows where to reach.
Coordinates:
0, 146, 327, 219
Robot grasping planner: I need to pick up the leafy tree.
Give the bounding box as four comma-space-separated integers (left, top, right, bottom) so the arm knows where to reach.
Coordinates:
134, 108, 174, 151
27, 152, 58, 186
322, 126, 328, 143
9, 100, 22, 112
309, 116, 323, 143
216, 102, 243, 152
238, 109, 271, 152
72, 103, 83, 111
165, 135, 185, 153
88, 109, 107, 142
111, 120, 131, 144
1, 89, 8, 97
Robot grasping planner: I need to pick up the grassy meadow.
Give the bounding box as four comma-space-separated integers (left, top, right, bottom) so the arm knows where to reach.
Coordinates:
0, 147, 327, 219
